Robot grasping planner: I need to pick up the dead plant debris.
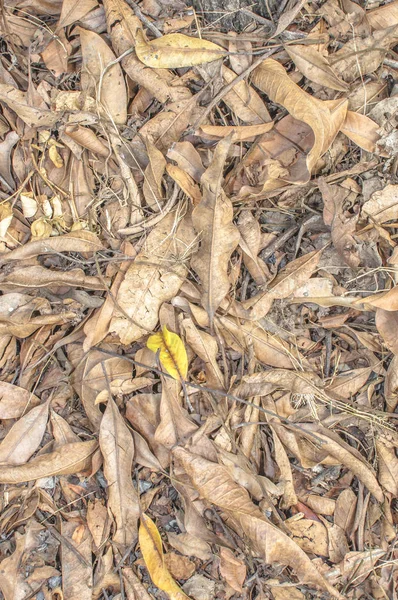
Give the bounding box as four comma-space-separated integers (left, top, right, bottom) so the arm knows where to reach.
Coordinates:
0, 0, 397, 599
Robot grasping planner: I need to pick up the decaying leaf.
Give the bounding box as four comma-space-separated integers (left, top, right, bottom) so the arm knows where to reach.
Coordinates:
191, 135, 240, 327
99, 397, 140, 548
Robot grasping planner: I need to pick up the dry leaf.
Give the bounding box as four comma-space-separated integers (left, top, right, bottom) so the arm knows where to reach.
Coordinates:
222, 65, 271, 124
0, 230, 103, 262
61, 521, 92, 600
285, 44, 348, 92
99, 396, 140, 548
196, 122, 274, 142
79, 27, 127, 124
110, 211, 195, 344
139, 514, 190, 600
376, 437, 398, 496
362, 184, 398, 224
0, 401, 49, 466
191, 135, 240, 327
0, 84, 58, 128
58, 0, 98, 28
219, 548, 246, 593
341, 111, 382, 153
0, 381, 40, 419
143, 140, 167, 211
135, 30, 226, 68
181, 317, 224, 389
0, 440, 98, 483
285, 518, 329, 557
173, 447, 341, 598
251, 59, 347, 180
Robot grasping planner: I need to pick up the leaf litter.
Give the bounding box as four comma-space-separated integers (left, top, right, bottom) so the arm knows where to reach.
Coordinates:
0, 1, 397, 599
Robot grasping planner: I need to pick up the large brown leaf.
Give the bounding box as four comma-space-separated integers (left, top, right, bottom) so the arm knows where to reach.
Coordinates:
173, 447, 341, 598
99, 396, 140, 548
0, 400, 49, 466
0, 440, 98, 483
191, 136, 240, 327
0, 381, 40, 419
0, 230, 103, 262
251, 59, 347, 180
110, 211, 196, 344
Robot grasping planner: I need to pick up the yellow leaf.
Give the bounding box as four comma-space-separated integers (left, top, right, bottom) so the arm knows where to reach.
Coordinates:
48, 144, 64, 168
135, 29, 226, 69
147, 326, 188, 380
139, 514, 191, 600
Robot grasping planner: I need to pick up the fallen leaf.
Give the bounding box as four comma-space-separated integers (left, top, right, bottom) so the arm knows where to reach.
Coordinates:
222, 65, 272, 124
219, 548, 246, 593
0, 400, 49, 466
341, 111, 382, 153
196, 122, 274, 142
135, 30, 226, 69
376, 437, 398, 496
58, 0, 98, 28
143, 139, 167, 211
99, 397, 140, 548
167, 532, 212, 562
0, 84, 58, 128
139, 514, 190, 600
0, 440, 98, 483
362, 184, 398, 224
191, 135, 240, 327
147, 325, 188, 380
251, 59, 347, 180
0, 381, 40, 419
0, 230, 104, 262
61, 521, 92, 600
181, 317, 224, 389
367, 1, 398, 30
285, 44, 348, 91
285, 518, 329, 557
376, 309, 398, 354
79, 27, 127, 124
173, 447, 341, 598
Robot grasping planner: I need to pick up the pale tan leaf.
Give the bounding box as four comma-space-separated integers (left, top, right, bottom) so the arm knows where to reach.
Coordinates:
0, 84, 58, 128
251, 59, 347, 177
143, 140, 167, 211
196, 122, 274, 142
0, 401, 49, 466
181, 317, 225, 389
0, 381, 40, 419
331, 25, 398, 82
362, 184, 398, 224
334, 488, 357, 533
376, 309, 398, 354
87, 499, 111, 552
135, 30, 226, 69
99, 396, 140, 548
110, 212, 195, 344
167, 532, 212, 562
219, 548, 246, 593
237, 211, 268, 285
58, 0, 98, 28
242, 249, 323, 319
191, 136, 240, 326
154, 377, 197, 449
341, 111, 381, 153
285, 518, 329, 557
285, 44, 348, 91
327, 367, 373, 399
0, 440, 98, 483
61, 521, 92, 600
222, 65, 271, 124
0, 265, 106, 291
0, 230, 103, 262
79, 27, 127, 124
166, 164, 201, 205
271, 428, 297, 509
51, 410, 80, 447
167, 141, 205, 182
376, 437, 398, 496
367, 1, 398, 30
359, 286, 398, 311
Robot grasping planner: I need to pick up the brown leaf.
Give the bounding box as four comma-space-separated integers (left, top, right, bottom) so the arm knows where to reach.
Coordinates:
219, 548, 246, 593
167, 141, 205, 182
222, 65, 271, 124
0, 265, 106, 291
0, 381, 40, 419
341, 111, 381, 153
0, 230, 104, 262
99, 396, 140, 548
0, 400, 49, 466
58, 0, 98, 28
61, 521, 92, 600
327, 367, 373, 399
376, 437, 398, 496
154, 377, 197, 448
166, 164, 201, 205
331, 25, 398, 82
0, 84, 58, 128
285, 44, 348, 92
110, 212, 196, 344
251, 59, 347, 179
167, 532, 212, 562
173, 447, 341, 598
362, 184, 398, 224
285, 518, 329, 557
181, 317, 225, 389
242, 249, 323, 319
143, 140, 167, 212
79, 27, 127, 124
0, 440, 98, 483
191, 136, 240, 327
135, 30, 226, 69
196, 122, 274, 142
367, 1, 398, 30
376, 309, 398, 354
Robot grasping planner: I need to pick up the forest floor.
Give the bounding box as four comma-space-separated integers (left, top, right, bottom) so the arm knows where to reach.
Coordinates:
0, 1, 397, 599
